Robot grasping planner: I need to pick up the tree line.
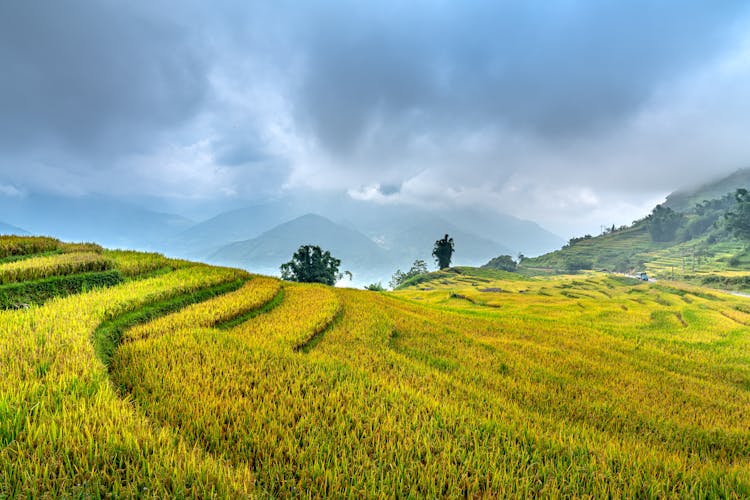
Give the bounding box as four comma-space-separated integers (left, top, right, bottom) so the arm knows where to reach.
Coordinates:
280, 234, 457, 288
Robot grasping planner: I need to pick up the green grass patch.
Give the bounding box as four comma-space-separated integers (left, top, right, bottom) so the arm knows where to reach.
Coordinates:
216, 288, 285, 330
0, 270, 124, 309
93, 278, 246, 366
297, 304, 344, 354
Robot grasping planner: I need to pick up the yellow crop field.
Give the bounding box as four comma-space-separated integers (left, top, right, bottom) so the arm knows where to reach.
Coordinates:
0, 252, 112, 284
103, 249, 182, 277
0, 237, 748, 497
124, 276, 282, 342
0, 235, 61, 259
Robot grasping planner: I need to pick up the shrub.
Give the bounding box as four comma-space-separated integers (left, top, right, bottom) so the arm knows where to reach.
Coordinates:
482, 255, 517, 272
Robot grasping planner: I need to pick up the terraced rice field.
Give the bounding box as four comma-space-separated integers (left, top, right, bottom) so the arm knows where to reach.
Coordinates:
643, 239, 747, 276
522, 224, 661, 272
1, 236, 748, 497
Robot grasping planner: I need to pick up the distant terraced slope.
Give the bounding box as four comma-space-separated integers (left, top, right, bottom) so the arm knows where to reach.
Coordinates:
521, 169, 750, 289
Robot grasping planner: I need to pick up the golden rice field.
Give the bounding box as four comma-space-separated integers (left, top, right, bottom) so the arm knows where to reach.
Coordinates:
0, 252, 112, 284
0, 236, 749, 497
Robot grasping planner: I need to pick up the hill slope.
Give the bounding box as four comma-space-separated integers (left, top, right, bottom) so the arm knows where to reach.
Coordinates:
164, 201, 297, 259
2, 236, 748, 496
0, 194, 193, 250
521, 168, 750, 287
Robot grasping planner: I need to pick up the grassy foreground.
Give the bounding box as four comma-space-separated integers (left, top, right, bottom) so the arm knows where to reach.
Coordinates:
0, 238, 748, 496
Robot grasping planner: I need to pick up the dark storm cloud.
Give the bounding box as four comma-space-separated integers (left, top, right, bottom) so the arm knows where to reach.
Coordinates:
291, 0, 748, 156
213, 137, 269, 167
0, 1, 209, 156
1, 1, 750, 235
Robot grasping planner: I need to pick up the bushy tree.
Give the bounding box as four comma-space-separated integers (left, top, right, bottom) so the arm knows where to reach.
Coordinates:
482, 254, 517, 272
364, 282, 385, 291
389, 259, 429, 289
432, 234, 454, 270
564, 256, 593, 272
647, 205, 684, 242
280, 245, 346, 285
725, 189, 750, 241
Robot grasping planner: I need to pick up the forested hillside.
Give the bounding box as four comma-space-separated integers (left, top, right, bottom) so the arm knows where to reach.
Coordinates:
521, 170, 750, 289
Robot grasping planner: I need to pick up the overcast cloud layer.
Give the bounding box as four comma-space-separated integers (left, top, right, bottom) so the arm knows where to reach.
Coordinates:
1, 1, 750, 236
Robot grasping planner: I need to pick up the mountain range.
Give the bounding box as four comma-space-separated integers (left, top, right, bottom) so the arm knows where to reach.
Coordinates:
3, 169, 750, 286
173, 197, 560, 285
0, 191, 561, 286
210, 214, 392, 282
0, 194, 193, 250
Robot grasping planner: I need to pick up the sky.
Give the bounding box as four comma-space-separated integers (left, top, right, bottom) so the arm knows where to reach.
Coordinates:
1, 1, 750, 237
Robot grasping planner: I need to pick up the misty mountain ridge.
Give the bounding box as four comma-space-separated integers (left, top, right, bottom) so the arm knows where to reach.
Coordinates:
167, 195, 561, 260
322, 197, 561, 257
163, 201, 298, 258
664, 167, 750, 212
3, 167, 750, 287
207, 212, 517, 285
209, 214, 393, 283
0, 194, 193, 250
0, 190, 561, 285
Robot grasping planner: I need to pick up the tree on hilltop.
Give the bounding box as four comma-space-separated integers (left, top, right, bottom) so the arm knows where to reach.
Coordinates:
389, 259, 429, 289
432, 234, 454, 270
725, 188, 750, 241
482, 254, 517, 272
280, 245, 349, 285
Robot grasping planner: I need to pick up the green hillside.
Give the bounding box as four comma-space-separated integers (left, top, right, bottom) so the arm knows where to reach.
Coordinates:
521, 222, 657, 273
521, 171, 750, 290
1, 236, 749, 496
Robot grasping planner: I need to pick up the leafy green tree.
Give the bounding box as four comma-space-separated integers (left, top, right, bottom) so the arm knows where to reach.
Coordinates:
725, 189, 750, 241
647, 205, 684, 242
389, 259, 429, 289
482, 254, 517, 272
364, 282, 385, 291
432, 234, 454, 270
280, 245, 346, 285
409, 259, 428, 275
